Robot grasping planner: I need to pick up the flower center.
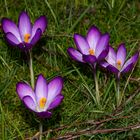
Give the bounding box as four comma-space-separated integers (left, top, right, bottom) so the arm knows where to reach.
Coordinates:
24, 34, 31, 43
117, 60, 122, 70
89, 49, 94, 55
39, 97, 47, 109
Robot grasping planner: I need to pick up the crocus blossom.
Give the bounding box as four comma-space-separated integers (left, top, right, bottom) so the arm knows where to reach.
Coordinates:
101, 43, 139, 78
16, 74, 64, 118
67, 25, 110, 65
2, 11, 47, 51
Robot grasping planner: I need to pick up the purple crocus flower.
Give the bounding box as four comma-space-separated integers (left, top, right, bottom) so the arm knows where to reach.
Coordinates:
2, 11, 47, 51
16, 74, 64, 118
67, 25, 110, 65
101, 43, 139, 78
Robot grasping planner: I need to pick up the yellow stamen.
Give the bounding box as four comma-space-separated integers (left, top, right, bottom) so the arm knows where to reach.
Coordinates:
39, 98, 47, 109
89, 49, 94, 55
24, 33, 31, 43
117, 60, 122, 70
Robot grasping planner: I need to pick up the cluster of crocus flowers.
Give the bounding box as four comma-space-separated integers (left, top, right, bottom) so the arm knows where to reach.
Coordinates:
2, 11, 47, 51
67, 25, 139, 107
16, 74, 64, 118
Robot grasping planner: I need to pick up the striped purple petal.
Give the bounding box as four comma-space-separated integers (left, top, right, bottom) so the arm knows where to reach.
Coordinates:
95, 33, 110, 57
18, 11, 32, 41
5, 32, 20, 46
16, 82, 35, 100
116, 43, 126, 67
35, 74, 48, 104
2, 18, 21, 42
121, 52, 139, 73
97, 47, 109, 61
107, 64, 119, 74
67, 47, 85, 63
23, 96, 36, 112
48, 94, 64, 110
83, 55, 97, 64
31, 16, 47, 38
36, 111, 52, 118
30, 28, 42, 45
74, 34, 89, 54
46, 76, 63, 107
86, 26, 101, 50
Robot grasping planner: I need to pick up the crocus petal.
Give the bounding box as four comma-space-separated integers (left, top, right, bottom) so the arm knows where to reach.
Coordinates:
67, 47, 85, 63
106, 46, 116, 66
47, 77, 63, 107
86, 26, 101, 50
74, 34, 89, 54
36, 111, 52, 118
100, 61, 109, 68
35, 74, 48, 103
83, 55, 97, 64
30, 28, 42, 45
2, 18, 21, 42
121, 52, 139, 73
107, 64, 119, 74
95, 33, 110, 57
116, 43, 126, 66
16, 82, 35, 100
17, 43, 32, 51
97, 48, 109, 61
23, 96, 36, 112
5, 32, 20, 46
48, 94, 64, 110
31, 16, 47, 38
18, 11, 32, 41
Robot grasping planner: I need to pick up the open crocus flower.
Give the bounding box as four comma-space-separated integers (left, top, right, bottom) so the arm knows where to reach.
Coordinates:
16, 74, 64, 118
2, 11, 47, 51
67, 25, 110, 65
101, 43, 139, 78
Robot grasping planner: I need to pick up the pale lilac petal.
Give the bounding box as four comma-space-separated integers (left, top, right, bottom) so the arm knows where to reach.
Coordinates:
74, 34, 89, 54
86, 26, 101, 50
16, 82, 35, 101
67, 47, 85, 63
116, 43, 126, 66
23, 96, 36, 112
121, 52, 139, 73
30, 28, 42, 45
95, 33, 110, 57
107, 65, 119, 74
35, 74, 48, 103
48, 94, 64, 110
18, 11, 32, 41
100, 61, 109, 68
31, 16, 47, 38
36, 111, 52, 118
5, 32, 20, 46
2, 18, 21, 42
83, 55, 97, 64
97, 48, 109, 61
106, 46, 116, 66
47, 77, 63, 107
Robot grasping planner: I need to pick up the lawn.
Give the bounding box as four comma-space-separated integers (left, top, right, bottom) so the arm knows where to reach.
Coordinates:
0, 0, 140, 139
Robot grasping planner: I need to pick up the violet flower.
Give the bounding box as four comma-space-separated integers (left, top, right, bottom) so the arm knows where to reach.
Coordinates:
67, 25, 110, 65
101, 43, 139, 79
2, 11, 47, 51
67, 25, 110, 106
16, 74, 64, 118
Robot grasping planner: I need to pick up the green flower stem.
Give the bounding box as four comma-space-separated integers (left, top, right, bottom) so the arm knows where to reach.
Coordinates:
116, 77, 121, 107
39, 121, 43, 140
29, 51, 34, 89
92, 64, 100, 106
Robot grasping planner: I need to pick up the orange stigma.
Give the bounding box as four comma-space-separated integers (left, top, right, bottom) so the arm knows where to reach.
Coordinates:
39, 98, 47, 109
117, 60, 122, 70
24, 34, 31, 43
89, 49, 94, 55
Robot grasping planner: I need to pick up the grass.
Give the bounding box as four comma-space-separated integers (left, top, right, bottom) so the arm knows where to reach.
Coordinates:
0, 0, 140, 139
